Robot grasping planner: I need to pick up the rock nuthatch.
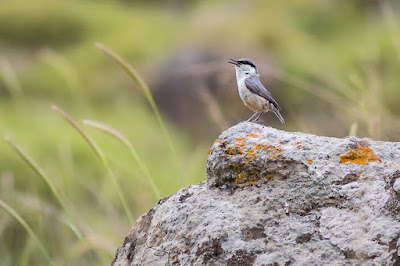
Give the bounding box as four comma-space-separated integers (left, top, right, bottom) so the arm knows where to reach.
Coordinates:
229, 58, 284, 124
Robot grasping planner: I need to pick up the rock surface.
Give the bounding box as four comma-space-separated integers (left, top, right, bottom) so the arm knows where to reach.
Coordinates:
112, 122, 400, 266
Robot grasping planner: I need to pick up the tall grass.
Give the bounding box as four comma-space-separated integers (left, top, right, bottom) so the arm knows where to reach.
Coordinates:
4, 137, 83, 241
83, 119, 161, 199
51, 105, 134, 225
0, 199, 54, 265
95, 43, 178, 166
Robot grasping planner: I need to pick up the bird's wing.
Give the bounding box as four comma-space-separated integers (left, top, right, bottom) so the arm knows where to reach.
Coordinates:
245, 76, 281, 110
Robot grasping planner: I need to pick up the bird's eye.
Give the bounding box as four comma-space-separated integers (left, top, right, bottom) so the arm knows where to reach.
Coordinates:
245, 72, 249, 75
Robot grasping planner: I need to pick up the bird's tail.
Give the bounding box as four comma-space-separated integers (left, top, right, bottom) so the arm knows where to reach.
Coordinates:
273, 108, 285, 124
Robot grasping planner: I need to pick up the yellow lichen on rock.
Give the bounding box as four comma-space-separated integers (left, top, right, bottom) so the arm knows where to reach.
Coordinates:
247, 148, 256, 159
217, 133, 284, 186
265, 144, 283, 159
235, 172, 257, 186
340, 144, 381, 165
245, 133, 260, 138
254, 144, 262, 150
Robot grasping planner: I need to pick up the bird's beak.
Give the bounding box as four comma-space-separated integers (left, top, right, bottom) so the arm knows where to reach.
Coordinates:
228, 58, 239, 66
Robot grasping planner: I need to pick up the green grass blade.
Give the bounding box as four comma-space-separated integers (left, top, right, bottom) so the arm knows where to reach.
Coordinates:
0, 199, 54, 265
5, 137, 68, 211
51, 105, 134, 225
348, 122, 358, 137
83, 119, 161, 199
51, 105, 104, 159
19, 238, 32, 266
94, 42, 178, 164
5, 137, 84, 241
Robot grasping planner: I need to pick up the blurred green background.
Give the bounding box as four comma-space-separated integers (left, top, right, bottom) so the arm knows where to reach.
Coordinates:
1, 0, 400, 264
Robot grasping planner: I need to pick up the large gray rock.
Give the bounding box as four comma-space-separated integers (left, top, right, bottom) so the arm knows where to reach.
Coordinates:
112, 122, 400, 265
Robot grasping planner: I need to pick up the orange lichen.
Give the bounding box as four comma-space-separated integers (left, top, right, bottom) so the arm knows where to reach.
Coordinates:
340, 145, 381, 165
265, 144, 283, 159
292, 141, 302, 149
226, 147, 233, 155
248, 148, 256, 159
225, 140, 283, 161
208, 147, 212, 154
308, 159, 313, 164
235, 141, 246, 147
235, 172, 258, 186
218, 133, 284, 176
254, 143, 262, 150
217, 138, 227, 148
245, 133, 260, 138
266, 173, 275, 179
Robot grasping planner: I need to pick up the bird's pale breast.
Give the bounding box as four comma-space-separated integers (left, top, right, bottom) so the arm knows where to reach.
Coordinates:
237, 79, 272, 113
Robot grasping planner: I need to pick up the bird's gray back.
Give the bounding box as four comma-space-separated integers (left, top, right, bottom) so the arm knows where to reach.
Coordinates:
244, 76, 281, 110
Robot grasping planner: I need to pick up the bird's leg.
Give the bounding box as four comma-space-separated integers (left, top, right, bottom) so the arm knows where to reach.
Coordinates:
253, 112, 263, 122
247, 112, 259, 122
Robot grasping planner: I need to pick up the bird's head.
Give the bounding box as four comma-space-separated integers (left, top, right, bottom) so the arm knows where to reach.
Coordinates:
228, 58, 259, 78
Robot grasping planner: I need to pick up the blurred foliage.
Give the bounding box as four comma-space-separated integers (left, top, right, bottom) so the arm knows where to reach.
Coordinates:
0, 0, 400, 264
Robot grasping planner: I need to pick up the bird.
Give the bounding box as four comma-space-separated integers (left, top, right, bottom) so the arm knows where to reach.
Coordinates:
228, 58, 284, 124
